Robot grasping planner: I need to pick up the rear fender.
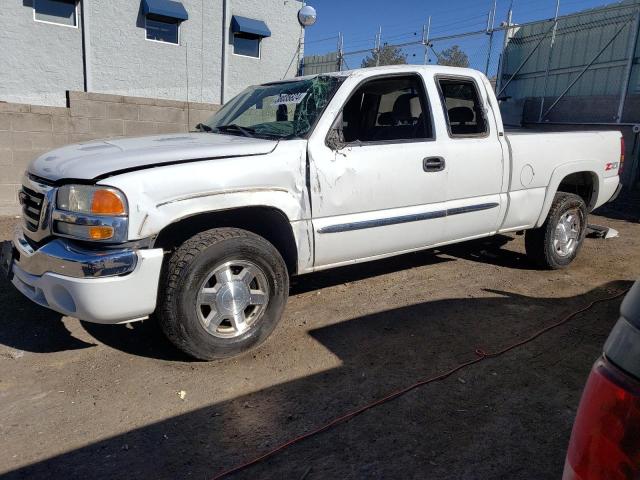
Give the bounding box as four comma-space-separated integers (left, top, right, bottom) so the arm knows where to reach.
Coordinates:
535, 162, 600, 227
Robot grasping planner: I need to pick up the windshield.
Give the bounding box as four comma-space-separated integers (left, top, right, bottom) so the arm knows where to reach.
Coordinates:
200, 75, 343, 139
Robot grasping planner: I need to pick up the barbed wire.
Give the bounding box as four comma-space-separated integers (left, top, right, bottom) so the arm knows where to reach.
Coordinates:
305, 1, 639, 60
300, 0, 639, 123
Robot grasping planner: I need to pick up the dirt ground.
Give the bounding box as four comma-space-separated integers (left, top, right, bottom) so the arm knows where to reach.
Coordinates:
0, 204, 639, 480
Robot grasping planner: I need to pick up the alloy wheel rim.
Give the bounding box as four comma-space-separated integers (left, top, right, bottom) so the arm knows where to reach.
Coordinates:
553, 209, 582, 258
196, 260, 269, 338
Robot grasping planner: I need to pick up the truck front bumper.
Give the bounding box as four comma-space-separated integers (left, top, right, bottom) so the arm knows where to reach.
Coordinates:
2, 228, 164, 324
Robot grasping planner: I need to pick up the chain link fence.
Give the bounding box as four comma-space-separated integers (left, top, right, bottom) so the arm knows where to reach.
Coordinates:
302, 1, 640, 125
301, 1, 640, 188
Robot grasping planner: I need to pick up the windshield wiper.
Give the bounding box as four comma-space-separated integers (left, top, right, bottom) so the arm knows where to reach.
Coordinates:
214, 124, 256, 138
194, 123, 213, 132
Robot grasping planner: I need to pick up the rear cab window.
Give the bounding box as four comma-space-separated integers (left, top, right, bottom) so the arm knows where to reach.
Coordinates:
437, 77, 488, 137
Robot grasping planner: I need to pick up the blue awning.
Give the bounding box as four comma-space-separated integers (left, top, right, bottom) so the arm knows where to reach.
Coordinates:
142, 0, 188, 21
231, 16, 271, 38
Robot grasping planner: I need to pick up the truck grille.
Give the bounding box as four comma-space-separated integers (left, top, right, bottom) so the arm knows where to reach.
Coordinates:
19, 186, 45, 232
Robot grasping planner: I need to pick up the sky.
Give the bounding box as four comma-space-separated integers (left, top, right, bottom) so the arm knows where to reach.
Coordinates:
302, 0, 629, 71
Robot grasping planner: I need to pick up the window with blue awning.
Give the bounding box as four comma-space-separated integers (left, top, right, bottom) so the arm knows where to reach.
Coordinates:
231, 16, 271, 38
141, 0, 187, 44
142, 0, 188, 22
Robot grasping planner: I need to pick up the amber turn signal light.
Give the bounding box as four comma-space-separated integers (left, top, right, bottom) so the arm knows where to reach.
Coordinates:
88, 226, 115, 240
91, 190, 126, 215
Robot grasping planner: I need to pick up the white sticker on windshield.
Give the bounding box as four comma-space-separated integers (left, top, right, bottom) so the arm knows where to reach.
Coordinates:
272, 92, 307, 106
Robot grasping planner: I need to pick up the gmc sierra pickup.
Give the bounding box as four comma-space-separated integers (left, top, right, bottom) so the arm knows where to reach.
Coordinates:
0, 65, 623, 360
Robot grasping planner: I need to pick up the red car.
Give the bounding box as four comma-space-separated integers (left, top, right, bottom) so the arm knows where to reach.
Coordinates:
563, 280, 640, 480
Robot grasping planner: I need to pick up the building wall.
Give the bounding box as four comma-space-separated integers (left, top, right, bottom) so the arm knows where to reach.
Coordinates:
0, 92, 221, 215
0, 0, 302, 107
0, 0, 85, 106
88, 0, 223, 105
225, 0, 303, 100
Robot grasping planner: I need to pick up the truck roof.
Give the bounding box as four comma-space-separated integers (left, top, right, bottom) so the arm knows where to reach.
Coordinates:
325, 64, 483, 78
269, 65, 485, 85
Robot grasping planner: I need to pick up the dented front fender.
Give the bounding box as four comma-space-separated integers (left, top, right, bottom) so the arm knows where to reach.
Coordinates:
99, 140, 311, 240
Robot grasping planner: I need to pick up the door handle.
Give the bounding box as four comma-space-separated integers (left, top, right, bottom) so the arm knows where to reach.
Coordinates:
423, 156, 446, 172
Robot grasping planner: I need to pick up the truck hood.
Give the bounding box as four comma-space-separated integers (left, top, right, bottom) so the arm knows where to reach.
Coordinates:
28, 133, 279, 182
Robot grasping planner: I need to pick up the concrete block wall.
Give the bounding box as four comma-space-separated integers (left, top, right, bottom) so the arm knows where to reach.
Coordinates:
0, 92, 220, 215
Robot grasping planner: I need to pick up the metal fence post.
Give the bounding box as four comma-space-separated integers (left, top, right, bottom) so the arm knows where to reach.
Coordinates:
496, 6, 513, 94
375, 26, 382, 67
423, 17, 431, 65
538, 0, 561, 122
485, 0, 497, 75
337, 32, 344, 71
617, 8, 640, 123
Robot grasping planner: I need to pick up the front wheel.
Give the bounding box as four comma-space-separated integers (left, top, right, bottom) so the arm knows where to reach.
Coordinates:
525, 192, 588, 269
157, 228, 289, 360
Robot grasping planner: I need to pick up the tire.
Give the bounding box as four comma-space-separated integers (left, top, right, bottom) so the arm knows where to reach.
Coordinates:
525, 192, 588, 270
157, 228, 289, 360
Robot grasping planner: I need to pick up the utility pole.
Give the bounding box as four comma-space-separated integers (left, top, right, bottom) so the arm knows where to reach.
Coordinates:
423, 16, 431, 65
375, 26, 382, 67
337, 32, 344, 71
538, 0, 561, 122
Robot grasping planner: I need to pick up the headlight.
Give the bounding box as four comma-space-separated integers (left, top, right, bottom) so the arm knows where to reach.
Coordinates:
57, 185, 127, 216
54, 185, 128, 242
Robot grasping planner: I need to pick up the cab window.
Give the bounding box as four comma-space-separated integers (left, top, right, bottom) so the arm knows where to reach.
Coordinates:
438, 78, 488, 137
341, 75, 433, 143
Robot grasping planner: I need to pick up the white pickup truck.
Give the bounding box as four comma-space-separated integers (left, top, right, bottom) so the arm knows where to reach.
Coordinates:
1, 65, 623, 360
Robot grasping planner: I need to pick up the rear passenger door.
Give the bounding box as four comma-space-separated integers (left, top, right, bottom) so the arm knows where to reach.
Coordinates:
308, 73, 449, 268
436, 75, 505, 240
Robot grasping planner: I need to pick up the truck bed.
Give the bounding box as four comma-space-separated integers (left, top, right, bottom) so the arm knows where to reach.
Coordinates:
498, 129, 621, 232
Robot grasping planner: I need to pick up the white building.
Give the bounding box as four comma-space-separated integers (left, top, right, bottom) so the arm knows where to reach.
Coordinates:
0, 0, 304, 106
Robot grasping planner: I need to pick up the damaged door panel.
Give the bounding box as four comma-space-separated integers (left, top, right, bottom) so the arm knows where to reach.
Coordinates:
308, 73, 448, 268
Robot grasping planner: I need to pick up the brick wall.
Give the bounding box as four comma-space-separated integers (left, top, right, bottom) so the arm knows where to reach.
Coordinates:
0, 92, 220, 215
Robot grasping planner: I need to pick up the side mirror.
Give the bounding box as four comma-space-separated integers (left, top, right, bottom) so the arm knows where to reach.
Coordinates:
326, 113, 346, 151
326, 127, 346, 151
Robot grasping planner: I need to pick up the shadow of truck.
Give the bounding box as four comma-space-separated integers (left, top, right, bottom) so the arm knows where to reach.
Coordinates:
2, 280, 631, 480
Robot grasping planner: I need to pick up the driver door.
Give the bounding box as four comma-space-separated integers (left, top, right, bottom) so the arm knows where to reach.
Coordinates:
308, 73, 449, 268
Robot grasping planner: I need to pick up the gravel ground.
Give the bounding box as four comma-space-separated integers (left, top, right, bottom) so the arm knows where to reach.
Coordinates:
0, 210, 638, 480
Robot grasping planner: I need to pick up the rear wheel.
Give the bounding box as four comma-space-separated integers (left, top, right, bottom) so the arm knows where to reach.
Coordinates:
157, 228, 289, 360
525, 192, 587, 269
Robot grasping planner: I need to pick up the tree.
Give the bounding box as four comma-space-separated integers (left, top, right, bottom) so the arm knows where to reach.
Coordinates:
437, 45, 470, 68
361, 44, 407, 68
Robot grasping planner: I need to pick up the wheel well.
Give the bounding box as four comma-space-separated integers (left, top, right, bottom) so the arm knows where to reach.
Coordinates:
557, 172, 598, 209
153, 207, 299, 275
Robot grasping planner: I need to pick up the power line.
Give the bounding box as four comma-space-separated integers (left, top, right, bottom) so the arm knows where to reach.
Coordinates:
302, 0, 637, 84
304, 35, 340, 45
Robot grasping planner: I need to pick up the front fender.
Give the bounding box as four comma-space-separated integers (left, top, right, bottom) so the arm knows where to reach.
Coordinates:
139, 188, 305, 238
98, 142, 310, 240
